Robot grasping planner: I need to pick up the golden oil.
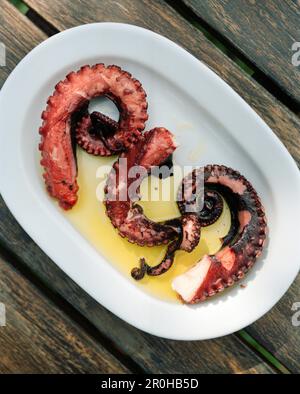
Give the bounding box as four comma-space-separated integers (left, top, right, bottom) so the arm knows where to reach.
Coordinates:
64, 148, 231, 302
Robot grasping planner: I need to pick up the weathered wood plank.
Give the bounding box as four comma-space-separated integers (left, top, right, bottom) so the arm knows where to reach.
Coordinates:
182, 0, 300, 105
0, 197, 275, 374
0, 0, 296, 372
0, 254, 129, 373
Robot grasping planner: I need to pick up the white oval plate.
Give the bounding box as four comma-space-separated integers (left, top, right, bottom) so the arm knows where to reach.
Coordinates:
0, 23, 299, 340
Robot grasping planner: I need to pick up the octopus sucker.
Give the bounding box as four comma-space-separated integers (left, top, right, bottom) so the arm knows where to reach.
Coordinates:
39, 64, 148, 209
104, 127, 178, 246
75, 112, 119, 156
177, 170, 224, 227
76, 109, 143, 156
180, 213, 201, 252
172, 164, 267, 303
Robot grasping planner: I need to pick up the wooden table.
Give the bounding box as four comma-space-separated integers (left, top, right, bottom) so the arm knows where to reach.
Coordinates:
0, 0, 299, 374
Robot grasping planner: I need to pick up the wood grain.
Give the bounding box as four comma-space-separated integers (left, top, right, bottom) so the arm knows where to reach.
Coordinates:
0, 254, 129, 373
182, 0, 300, 105
246, 278, 300, 373
0, 0, 47, 88
0, 197, 274, 374
1, 0, 298, 372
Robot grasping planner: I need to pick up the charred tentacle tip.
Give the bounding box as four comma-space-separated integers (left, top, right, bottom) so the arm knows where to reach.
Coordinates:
90, 111, 119, 137
172, 164, 267, 304
105, 127, 178, 247
130, 218, 200, 281
131, 258, 147, 280
178, 177, 224, 228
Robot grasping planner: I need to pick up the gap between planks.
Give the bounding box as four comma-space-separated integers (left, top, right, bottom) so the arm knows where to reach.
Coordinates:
10, 0, 300, 115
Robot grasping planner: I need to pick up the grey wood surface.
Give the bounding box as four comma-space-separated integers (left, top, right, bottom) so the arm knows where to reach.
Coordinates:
0, 254, 130, 373
0, 191, 275, 373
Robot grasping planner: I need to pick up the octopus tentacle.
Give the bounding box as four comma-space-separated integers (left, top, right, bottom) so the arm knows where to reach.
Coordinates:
76, 114, 113, 156
199, 190, 223, 227
180, 213, 201, 252
178, 171, 224, 227
172, 164, 267, 303
39, 64, 148, 209
76, 110, 141, 156
76, 112, 119, 156
104, 127, 178, 246
90, 111, 119, 138
91, 111, 141, 152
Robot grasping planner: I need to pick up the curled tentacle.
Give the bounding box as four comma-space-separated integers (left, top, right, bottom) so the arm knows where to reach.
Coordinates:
76, 114, 114, 156
131, 213, 201, 280
178, 170, 223, 227
91, 111, 141, 152
90, 111, 119, 138
76, 111, 120, 156
172, 165, 267, 303
104, 127, 178, 246
39, 64, 148, 209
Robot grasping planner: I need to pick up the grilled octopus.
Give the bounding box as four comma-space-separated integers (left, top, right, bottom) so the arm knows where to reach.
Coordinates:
39, 64, 148, 209
172, 165, 267, 303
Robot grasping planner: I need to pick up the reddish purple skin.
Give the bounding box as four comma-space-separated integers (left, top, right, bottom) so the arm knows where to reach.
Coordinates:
104, 127, 178, 246
39, 66, 266, 298
173, 164, 267, 304
131, 213, 201, 280
39, 64, 148, 209
76, 111, 142, 156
